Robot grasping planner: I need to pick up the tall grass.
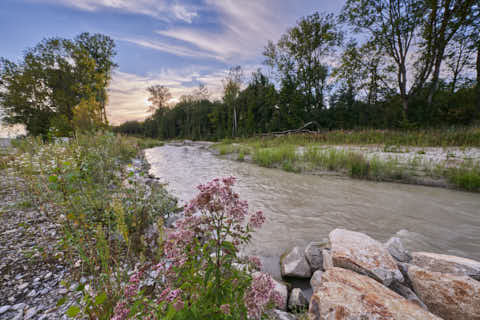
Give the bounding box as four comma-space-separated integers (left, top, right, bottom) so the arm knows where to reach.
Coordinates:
234, 127, 480, 148
252, 145, 298, 171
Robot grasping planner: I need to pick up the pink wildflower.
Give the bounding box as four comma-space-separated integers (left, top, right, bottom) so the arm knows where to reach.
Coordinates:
111, 301, 129, 320
220, 304, 231, 315
248, 210, 265, 229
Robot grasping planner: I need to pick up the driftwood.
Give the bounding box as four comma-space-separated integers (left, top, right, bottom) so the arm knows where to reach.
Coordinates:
259, 121, 320, 136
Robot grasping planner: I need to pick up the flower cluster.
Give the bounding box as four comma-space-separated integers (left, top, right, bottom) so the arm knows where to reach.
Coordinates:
244, 273, 283, 319
112, 177, 279, 319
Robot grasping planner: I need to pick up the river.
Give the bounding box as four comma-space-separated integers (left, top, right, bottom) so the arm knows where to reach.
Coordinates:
145, 143, 480, 266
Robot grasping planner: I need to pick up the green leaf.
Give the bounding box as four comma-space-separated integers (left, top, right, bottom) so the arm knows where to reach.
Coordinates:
66, 305, 80, 318
75, 283, 85, 292
56, 296, 67, 307
48, 175, 58, 183
94, 292, 107, 306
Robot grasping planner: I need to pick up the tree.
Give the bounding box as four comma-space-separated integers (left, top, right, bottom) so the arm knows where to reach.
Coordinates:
0, 34, 116, 136
74, 33, 117, 123
146, 85, 171, 113
415, 0, 476, 105
341, 0, 422, 115
264, 12, 343, 118
223, 66, 243, 136
333, 41, 394, 105
444, 25, 476, 93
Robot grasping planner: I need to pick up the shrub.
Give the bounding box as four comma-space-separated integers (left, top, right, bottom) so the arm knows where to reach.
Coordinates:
111, 177, 282, 320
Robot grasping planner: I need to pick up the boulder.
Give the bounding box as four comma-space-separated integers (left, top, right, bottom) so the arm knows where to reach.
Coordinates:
411, 252, 480, 280
329, 228, 403, 286
310, 270, 323, 291
304, 241, 328, 272
385, 237, 412, 262
389, 281, 428, 310
280, 247, 311, 278
322, 250, 333, 270
408, 265, 480, 320
288, 288, 308, 312
308, 267, 441, 320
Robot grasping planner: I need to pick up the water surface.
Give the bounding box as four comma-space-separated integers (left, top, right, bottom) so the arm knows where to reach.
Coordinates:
145, 143, 480, 263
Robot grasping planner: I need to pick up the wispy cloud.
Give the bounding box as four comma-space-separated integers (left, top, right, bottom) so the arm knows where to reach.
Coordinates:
117, 37, 221, 60
156, 0, 286, 62
35, 0, 198, 23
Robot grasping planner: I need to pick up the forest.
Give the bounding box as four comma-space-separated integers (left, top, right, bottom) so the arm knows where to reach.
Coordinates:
115, 1, 480, 140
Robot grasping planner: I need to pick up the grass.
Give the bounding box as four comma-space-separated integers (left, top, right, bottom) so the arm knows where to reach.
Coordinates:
212, 133, 480, 192
252, 145, 298, 170
220, 127, 480, 148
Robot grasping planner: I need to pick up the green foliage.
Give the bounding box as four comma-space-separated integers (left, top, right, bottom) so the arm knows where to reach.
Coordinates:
0, 33, 116, 136
11, 132, 177, 319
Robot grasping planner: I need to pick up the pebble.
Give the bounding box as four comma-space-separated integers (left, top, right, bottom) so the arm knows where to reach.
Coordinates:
24, 307, 37, 319
0, 306, 11, 315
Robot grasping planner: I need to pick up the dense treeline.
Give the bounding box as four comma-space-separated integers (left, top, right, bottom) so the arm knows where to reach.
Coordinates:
116, 1, 480, 140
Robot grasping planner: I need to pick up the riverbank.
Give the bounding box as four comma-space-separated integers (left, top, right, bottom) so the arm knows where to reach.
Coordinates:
211, 131, 480, 192
0, 134, 177, 319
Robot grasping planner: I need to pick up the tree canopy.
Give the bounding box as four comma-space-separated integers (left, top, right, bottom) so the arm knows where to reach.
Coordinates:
0, 32, 116, 136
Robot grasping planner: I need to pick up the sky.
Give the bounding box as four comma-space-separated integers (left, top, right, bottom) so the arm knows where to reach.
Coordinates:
0, 0, 346, 130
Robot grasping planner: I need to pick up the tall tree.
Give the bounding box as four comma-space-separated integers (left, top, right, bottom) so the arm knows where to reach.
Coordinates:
146, 85, 171, 113
415, 0, 476, 104
264, 12, 342, 118
74, 33, 117, 123
222, 66, 243, 136
341, 0, 421, 115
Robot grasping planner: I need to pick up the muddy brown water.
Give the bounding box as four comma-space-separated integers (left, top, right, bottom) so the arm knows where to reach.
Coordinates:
145, 143, 480, 269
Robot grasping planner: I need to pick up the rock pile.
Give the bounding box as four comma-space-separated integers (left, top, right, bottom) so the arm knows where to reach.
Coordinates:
276, 228, 480, 320
0, 168, 81, 320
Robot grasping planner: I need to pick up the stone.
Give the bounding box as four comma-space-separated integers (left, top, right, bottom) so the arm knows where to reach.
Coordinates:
265, 309, 297, 320
17, 282, 28, 290
304, 241, 328, 272
280, 246, 311, 278
322, 250, 333, 270
308, 267, 441, 320
12, 310, 23, 320
329, 228, 403, 286
0, 305, 11, 315
25, 307, 37, 320
310, 270, 323, 290
408, 265, 480, 320
385, 237, 412, 262
389, 281, 428, 310
411, 252, 480, 280
288, 288, 308, 312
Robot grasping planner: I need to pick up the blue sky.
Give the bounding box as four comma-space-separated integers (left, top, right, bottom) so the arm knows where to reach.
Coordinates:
0, 0, 345, 126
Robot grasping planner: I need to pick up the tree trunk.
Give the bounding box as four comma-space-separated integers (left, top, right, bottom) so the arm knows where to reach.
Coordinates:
427, 55, 444, 106
477, 45, 480, 116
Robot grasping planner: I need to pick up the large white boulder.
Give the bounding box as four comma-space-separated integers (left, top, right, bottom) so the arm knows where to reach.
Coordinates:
308, 267, 440, 320
329, 229, 403, 285
408, 264, 480, 320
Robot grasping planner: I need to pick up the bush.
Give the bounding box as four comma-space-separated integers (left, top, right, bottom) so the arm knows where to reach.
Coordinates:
111, 177, 282, 319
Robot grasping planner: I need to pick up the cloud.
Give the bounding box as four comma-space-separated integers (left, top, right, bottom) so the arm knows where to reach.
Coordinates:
172, 4, 198, 23
156, 0, 285, 62
106, 64, 262, 125
107, 68, 222, 124
117, 37, 221, 60
36, 0, 198, 23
